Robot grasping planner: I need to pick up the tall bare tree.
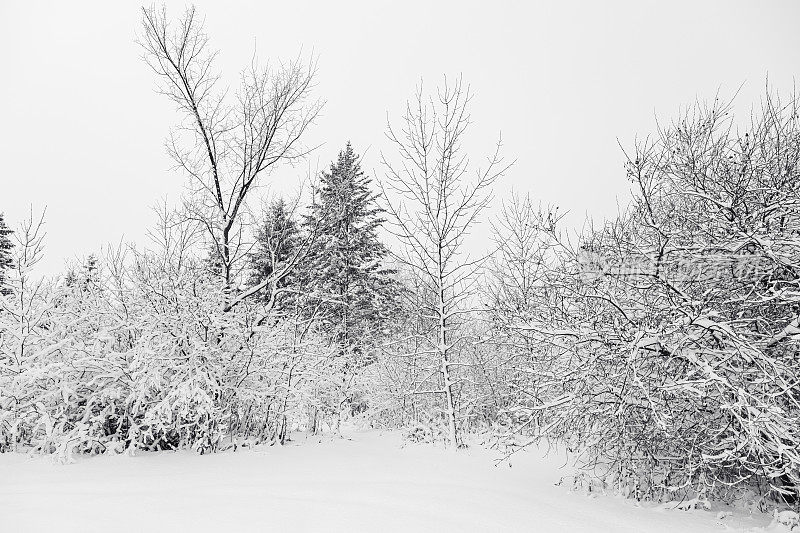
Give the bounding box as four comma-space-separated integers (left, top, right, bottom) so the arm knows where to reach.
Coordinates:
138, 5, 322, 304
381, 77, 510, 447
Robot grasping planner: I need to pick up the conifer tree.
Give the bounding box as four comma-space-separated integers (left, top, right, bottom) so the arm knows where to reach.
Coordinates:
64, 255, 101, 292
303, 142, 399, 365
248, 198, 302, 309
0, 213, 14, 296
204, 246, 225, 280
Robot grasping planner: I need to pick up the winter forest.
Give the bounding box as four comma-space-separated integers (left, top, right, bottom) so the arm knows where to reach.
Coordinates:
2, 4, 800, 532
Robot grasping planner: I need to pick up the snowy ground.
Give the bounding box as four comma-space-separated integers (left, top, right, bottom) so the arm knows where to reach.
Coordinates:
0, 431, 784, 532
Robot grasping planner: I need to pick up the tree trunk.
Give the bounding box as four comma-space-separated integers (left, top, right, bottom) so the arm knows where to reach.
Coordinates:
438, 273, 458, 448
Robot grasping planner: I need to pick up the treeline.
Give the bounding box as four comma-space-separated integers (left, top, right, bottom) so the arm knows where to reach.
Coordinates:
1, 5, 798, 507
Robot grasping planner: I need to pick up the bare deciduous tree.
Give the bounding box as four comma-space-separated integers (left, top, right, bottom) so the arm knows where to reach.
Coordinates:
381, 77, 510, 447
138, 5, 322, 303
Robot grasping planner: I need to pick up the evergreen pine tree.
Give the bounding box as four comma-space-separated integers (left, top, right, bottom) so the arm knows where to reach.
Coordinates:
302, 142, 400, 365
0, 213, 14, 296
65, 255, 100, 292
248, 198, 302, 308
82, 254, 100, 290
204, 245, 226, 280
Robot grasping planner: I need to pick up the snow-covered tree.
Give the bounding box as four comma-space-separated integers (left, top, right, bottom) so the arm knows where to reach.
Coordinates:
381, 78, 510, 447
303, 142, 400, 364
0, 213, 13, 296
481, 195, 563, 433
248, 197, 302, 310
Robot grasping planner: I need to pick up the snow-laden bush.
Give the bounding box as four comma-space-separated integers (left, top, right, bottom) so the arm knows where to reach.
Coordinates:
0, 214, 344, 458
491, 92, 800, 503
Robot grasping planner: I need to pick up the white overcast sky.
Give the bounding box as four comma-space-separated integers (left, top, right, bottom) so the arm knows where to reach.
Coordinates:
2, 1, 799, 275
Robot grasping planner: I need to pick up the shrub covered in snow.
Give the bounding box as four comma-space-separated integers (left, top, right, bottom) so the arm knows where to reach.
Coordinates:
490, 92, 800, 503
0, 214, 347, 458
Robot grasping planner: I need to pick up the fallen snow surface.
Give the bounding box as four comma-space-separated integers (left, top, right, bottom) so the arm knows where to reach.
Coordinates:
0, 431, 785, 532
